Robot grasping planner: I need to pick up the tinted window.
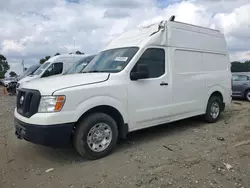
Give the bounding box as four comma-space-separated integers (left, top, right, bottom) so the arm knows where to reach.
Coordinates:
238, 75, 249, 81
33, 62, 50, 75
233, 75, 249, 81
19, 64, 40, 79
43, 62, 63, 77
132, 48, 165, 78
83, 47, 139, 73
66, 55, 96, 74
232, 75, 238, 81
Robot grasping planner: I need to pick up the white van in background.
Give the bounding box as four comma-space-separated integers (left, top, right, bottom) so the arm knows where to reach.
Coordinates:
64, 54, 96, 75
17, 54, 89, 88
14, 16, 231, 160
17, 64, 40, 81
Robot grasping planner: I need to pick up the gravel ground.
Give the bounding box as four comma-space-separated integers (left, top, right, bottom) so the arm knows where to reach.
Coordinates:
1, 88, 250, 188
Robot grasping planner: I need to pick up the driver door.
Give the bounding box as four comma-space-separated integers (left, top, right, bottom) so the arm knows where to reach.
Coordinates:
42, 62, 63, 77
127, 47, 171, 130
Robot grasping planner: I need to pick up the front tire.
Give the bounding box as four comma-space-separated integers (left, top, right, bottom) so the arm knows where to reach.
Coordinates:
204, 96, 222, 123
245, 90, 250, 102
73, 113, 118, 160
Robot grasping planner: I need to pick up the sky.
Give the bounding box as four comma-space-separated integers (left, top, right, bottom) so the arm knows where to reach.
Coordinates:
0, 0, 250, 75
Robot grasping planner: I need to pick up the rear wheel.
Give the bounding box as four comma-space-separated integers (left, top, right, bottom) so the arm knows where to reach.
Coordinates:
245, 90, 250, 102
204, 96, 222, 123
73, 113, 118, 160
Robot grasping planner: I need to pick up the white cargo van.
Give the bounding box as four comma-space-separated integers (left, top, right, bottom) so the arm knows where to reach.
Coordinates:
17, 54, 88, 88
14, 16, 232, 160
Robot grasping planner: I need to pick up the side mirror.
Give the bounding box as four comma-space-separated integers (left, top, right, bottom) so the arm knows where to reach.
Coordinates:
130, 64, 149, 81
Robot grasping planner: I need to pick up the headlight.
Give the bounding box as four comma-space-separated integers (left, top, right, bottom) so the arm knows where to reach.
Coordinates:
38, 96, 66, 113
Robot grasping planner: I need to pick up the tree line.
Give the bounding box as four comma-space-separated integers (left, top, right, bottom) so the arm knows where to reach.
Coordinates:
231, 60, 250, 72
0, 52, 249, 79
0, 54, 10, 78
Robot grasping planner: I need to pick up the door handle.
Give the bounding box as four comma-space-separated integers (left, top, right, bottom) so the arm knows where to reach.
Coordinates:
160, 82, 168, 86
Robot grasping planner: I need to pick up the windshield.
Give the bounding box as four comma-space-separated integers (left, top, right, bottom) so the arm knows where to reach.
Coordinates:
19, 64, 40, 79
65, 55, 96, 74
82, 47, 139, 73
33, 62, 50, 75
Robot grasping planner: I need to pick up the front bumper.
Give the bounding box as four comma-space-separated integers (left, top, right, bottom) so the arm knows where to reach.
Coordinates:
14, 118, 75, 148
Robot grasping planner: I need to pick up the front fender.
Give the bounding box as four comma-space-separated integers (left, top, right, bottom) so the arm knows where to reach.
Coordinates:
73, 96, 128, 123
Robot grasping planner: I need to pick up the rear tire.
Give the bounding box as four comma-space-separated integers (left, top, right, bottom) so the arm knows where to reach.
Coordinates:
245, 90, 250, 102
204, 96, 222, 123
73, 113, 118, 160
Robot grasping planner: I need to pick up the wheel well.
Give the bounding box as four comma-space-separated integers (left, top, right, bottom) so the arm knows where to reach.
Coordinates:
244, 88, 250, 95
210, 91, 224, 110
211, 91, 223, 100
75, 105, 128, 139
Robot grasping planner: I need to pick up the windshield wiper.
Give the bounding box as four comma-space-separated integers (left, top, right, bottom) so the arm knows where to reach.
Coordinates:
82, 70, 108, 73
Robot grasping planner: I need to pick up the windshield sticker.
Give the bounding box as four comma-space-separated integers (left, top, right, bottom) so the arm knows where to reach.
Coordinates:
116, 66, 123, 70
114, 57, 128, 62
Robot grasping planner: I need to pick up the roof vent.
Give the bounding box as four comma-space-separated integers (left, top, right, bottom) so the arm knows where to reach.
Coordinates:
169, 15, 175, 21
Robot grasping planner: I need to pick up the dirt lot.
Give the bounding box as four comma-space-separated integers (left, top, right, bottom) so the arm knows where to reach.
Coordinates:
1, 90, 250, 188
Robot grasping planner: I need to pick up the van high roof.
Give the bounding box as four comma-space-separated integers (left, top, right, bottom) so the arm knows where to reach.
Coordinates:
45, 53, 90, 63
104, 15, 226, 54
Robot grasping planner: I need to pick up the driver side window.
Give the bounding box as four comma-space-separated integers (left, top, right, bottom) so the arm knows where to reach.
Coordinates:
131, 48, 165, 79
43, 62, 63, 77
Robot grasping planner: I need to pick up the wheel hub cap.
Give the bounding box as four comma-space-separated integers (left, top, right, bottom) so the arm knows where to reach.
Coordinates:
247, 92, 250, 101
210, 101, 220, 119
87, 123, 112, 152
93, 130, 104, 142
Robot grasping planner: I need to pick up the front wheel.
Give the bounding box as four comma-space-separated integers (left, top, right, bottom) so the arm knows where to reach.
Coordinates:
204, 96, 222, 123
245, 90, 250, 102
73, 113, 118, 160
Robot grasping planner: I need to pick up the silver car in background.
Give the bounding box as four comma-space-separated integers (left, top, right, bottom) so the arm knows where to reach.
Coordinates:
232, 72, 250, 101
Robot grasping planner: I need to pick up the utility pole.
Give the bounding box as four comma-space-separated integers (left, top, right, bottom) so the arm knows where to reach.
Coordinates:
73, 36, 76, 53
21, 59, 25, 73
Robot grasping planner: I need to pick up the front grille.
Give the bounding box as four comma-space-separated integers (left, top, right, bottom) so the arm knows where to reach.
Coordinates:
16, 89, 41, 118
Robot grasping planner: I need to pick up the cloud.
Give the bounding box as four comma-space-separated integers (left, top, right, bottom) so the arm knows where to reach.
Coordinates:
230, 51, 250, 62
0, 0, 250, 74
90, 0, 153, 8
103, 9, 130, 18
213, 4, 250, 37
7, 63, 23, 76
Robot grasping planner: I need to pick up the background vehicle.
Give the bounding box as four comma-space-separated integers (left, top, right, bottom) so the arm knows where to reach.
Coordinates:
14, 16, 231, 160
17, 54, 88, 88
6, 81, 17, 95
18, 64, 40, 80
2, 77, 17, 86
16, 64, 40, 89
232, 72, 250, 101
64, 55, 96, 74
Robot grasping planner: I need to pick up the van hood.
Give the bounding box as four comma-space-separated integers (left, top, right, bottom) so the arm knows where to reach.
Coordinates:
20, 73, 110, 95
18, 75, 40, 88
18, 75, 40, 84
